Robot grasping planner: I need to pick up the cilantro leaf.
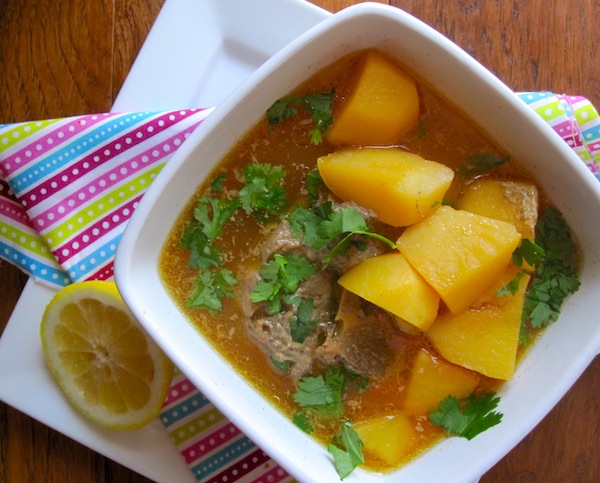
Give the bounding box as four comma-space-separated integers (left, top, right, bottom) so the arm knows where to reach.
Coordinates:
327, 423, 365, 480
185, 269, 237, 314
239, 163, 288, 221
513, 238, 545, 267
210, 172, 227, 193
456, 152, 509, 177
323, 229, 397, 267
250, 253, 317, 314
267, 89, 335, 145
289, 297, 320, 343
288, 202, 368, 250
497, 270, 525, 297
306, 168, 325, 205
270, 357, 291, 373
522, 208, 580, 330
293, 367, 346, 417
288, 202, 396, 267
429, 392, 503, 440
179, 222, 221, 270
195, 196, 240, 243
293, 411, 314, 434
180, 195, 239, 270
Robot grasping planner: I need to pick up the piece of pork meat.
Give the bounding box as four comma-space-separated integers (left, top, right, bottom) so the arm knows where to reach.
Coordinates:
242, 200, 395, 381
245, 270, 336, 380
316, 290, 397, 380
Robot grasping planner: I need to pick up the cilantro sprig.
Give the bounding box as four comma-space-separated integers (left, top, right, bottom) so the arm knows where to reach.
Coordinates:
306, 168, 325, 205
267, 89, 335, 144
292, 367, 369, 478
293, 367, 346, 417
497, 271, 526, 298
292, 411, 313, 434
456, 152, 509, 177
239, 162, 288, 221
328, 423, 365, 480
522, 207, 580, 331
288, 202, 396, 266
429, 392, 503, 440
289, 202, 367, 250
185, 269, 237, 313
512, 238, 545, 268
289, 202, 366, 250
180, 196, 240, 270
497, 239, 545, 298
288, 296, 321, 343
250, 253, 317, 314
180, 162, 292, 314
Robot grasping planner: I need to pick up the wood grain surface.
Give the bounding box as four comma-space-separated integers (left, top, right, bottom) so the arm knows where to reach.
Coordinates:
1, 1, 598, 482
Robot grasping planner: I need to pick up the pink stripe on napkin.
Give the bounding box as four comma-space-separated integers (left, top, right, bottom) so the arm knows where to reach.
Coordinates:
0, 108, 212, 284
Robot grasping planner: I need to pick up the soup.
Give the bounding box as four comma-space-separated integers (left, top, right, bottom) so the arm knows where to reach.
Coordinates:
159, 50, 579, 477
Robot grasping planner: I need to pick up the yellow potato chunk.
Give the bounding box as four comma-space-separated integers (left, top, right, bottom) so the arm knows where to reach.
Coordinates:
457, 179, 538, 240
338, 252, 440, 331
396, 206, 521, 313
426, 274, 530, 380
326, 51, 419, 146
404, 349, 479, 415
353, 413, 416, 467
317, 148, 454, 226
457, 178, 539, 272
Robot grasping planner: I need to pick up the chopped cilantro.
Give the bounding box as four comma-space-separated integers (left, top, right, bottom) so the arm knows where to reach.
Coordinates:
513, 238, 545, 267
306, 168, 325, 205
323, 229, 396, 267
250, 253, 317, 314
293, 411, 314, 434
179, 223, 221, 270
194, 195, 239, 245
429, 392, 503, 440
185, 269, 237, 314
293, 367, 346, 417
288, 202, 368, 250
497, 271, 526, 297
270, 357, 291, 373
327, 423, 365, 480
288, 201, 396, 267
456, 152, 509, 177
267, 89, 335, 145
522, 208, 580, 331
210, 172, 227, 193
239, 162, 288, 221
180, 195, 239, 270
289, 297, 320, 343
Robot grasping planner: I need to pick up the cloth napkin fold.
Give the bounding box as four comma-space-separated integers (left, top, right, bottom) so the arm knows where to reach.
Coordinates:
1, 92, 599, 483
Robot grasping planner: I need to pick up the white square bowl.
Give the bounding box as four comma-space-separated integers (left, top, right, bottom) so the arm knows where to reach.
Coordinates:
114, 3, 600, 482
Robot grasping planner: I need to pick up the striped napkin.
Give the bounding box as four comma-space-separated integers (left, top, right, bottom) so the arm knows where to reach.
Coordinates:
1, 93, 599, 483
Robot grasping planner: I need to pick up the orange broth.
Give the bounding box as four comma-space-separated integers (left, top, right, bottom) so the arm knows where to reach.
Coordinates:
159, 50, 551, 473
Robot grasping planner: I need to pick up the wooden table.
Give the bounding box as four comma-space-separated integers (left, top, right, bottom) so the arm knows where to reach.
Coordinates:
1, 1, 598, 481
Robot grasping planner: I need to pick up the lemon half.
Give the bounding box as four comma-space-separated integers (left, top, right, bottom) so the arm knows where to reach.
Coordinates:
40, 280, 174, 430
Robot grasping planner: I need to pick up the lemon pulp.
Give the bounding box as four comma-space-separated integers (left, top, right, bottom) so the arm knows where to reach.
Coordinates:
40, 280, 173, 430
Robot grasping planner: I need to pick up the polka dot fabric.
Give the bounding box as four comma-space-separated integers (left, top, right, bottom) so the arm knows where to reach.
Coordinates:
0, 109, 212, 285
0, 178, 70, 287
518, 92, 600, 180
161, 370, 293, 483
0, 94, 598, 483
